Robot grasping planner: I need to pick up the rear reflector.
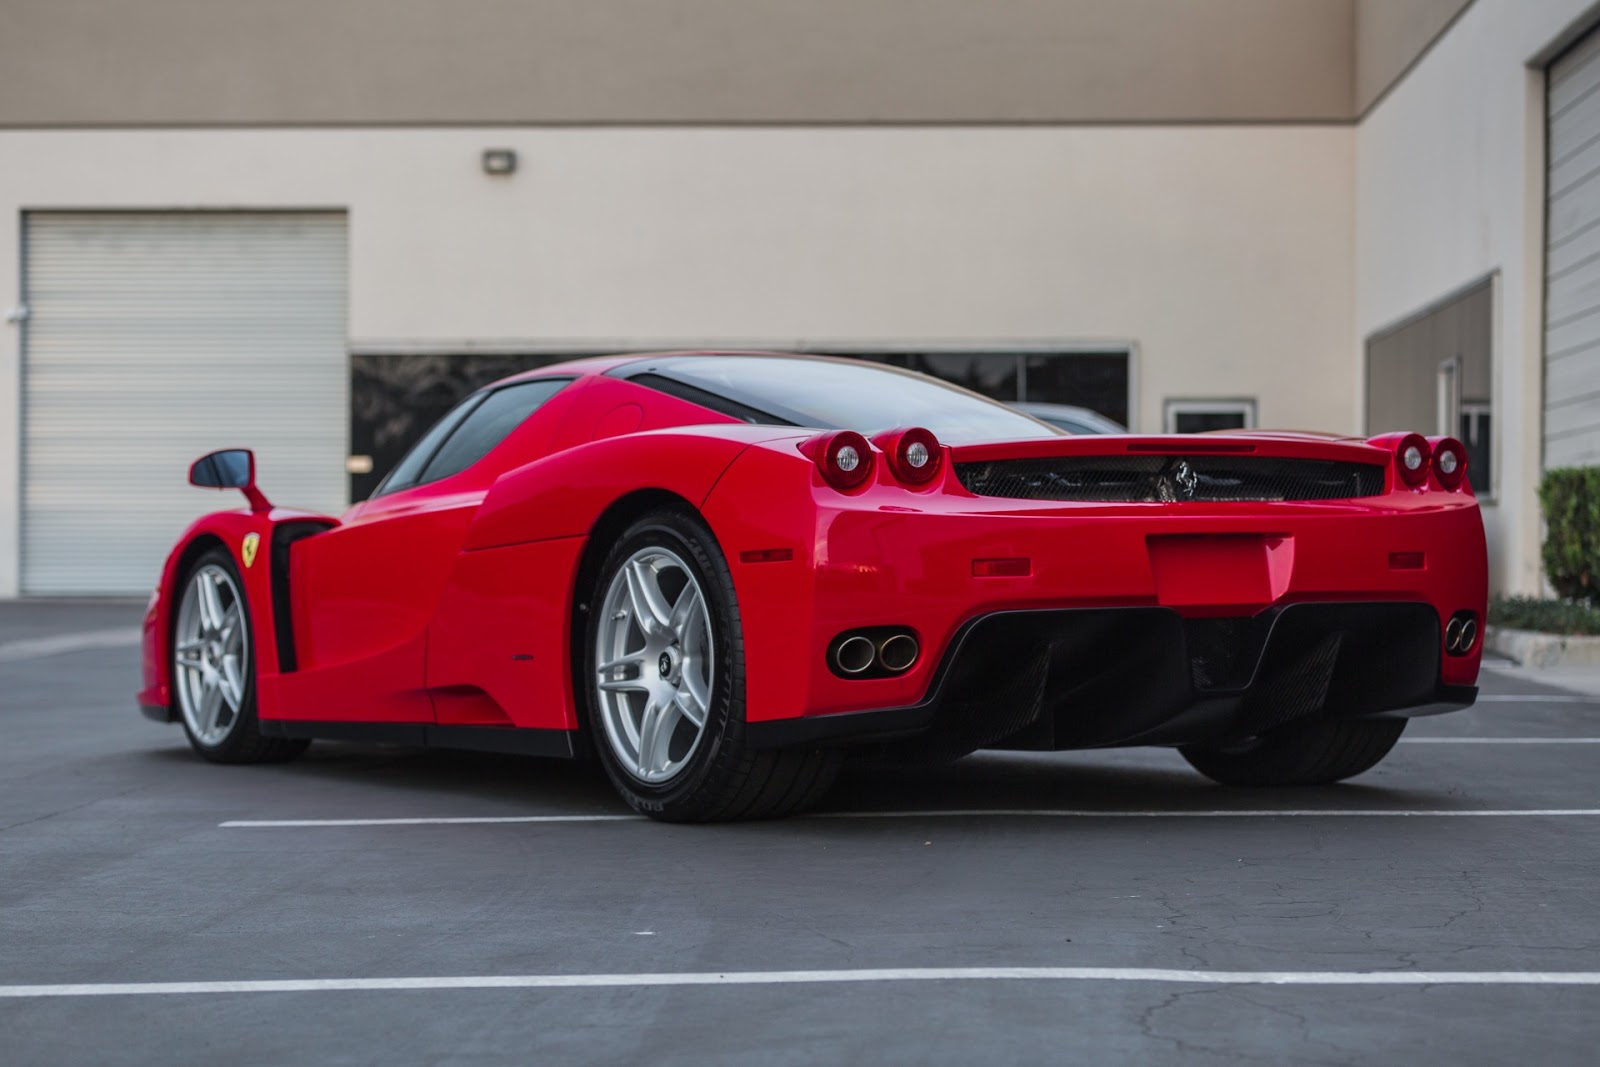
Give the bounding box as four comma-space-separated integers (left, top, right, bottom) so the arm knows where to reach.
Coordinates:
739, 548, 794, 564
972, 557, 1031, 577
1388, 551, 1425, 570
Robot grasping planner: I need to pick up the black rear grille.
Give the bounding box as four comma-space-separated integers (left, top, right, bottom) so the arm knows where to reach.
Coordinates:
955, 454, 1387, 502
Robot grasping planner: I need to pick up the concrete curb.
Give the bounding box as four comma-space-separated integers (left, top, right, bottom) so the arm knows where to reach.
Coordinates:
1486, 626, 1600, 669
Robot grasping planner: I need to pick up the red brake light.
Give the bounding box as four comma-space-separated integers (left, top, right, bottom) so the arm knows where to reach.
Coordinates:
1429, 436, 1467, 490
801, 431, 874, 491
872, 427, 943, 486
1393, 433, 1431, 489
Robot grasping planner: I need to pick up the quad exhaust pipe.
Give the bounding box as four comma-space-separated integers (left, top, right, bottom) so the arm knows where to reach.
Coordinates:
832, 635, 878, 675
1444, 611, 1478, 656
878, 633, 919, 673
828, 628, 920, 678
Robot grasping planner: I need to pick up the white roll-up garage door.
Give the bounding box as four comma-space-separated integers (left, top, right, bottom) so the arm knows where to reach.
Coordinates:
21, 212, 348, 595
1546, 34, 1600, 469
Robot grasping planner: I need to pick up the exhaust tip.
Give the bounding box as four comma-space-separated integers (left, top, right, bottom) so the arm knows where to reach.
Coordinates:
878, 633, 919, 673
1444, 612, 1478, 656
833, 635, 877, 675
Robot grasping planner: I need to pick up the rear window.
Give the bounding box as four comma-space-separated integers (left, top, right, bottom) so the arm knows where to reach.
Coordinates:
617, 356, 1055, 444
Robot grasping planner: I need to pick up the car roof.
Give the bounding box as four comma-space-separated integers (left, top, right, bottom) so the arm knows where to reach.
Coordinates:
494, 350, 815, 386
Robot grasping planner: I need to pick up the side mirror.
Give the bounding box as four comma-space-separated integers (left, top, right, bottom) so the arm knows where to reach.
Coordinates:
189, 449, 271, 512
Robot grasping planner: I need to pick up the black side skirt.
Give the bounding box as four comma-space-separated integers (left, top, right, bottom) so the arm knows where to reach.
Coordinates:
258, 719, 577, 759
141, 703, 177, 724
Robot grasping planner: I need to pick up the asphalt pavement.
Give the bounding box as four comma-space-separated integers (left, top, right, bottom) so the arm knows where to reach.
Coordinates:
2, 601, 1598, 1065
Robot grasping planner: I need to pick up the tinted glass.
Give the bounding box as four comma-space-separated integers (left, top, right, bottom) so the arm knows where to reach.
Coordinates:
419, 378, 570, 483
627, 357, 1055, 443
828, 350, 1129, 425
1039, 416, 1104, 434
372, 394, 484, 496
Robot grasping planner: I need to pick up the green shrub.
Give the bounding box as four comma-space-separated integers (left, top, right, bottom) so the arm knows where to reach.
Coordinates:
1539, 466, 1600, 606
1489, 596, 1600, 636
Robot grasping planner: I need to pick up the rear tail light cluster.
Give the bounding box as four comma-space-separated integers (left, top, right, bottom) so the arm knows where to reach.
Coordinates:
1396, 433, 1431, 488
801, 427, 943, 491
801, 430, 875, 491
1429, 436, 1467, 490
873, 427, 943, 485
1368, 433, 1470, 492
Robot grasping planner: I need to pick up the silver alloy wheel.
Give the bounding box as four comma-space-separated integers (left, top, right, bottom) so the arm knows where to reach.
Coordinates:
174, 563, 249, 747
594, 546, 714, 784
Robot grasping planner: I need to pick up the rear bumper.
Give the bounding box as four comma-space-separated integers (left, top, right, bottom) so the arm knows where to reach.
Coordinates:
747, 602, 1477, 753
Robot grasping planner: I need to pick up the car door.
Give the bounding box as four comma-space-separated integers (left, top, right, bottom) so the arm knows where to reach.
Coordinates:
271, 378, 573, 722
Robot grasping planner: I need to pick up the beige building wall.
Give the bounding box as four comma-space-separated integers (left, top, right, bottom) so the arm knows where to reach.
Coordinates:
1356, 0, 1600, 595
1354, 0, 1476, 113
1, 0, 1357, 125
0, 125, 1355, 596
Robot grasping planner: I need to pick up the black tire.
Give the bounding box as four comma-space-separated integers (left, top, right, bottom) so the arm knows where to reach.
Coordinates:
580, 507, 843, 822
173, 547, 309, 765
1180, 717, 1405, 787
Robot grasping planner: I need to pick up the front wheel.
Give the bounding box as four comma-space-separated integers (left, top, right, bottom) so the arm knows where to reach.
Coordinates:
173, 547, 308, 764
582, 507, 842, 822
1180, 717, 1405, 787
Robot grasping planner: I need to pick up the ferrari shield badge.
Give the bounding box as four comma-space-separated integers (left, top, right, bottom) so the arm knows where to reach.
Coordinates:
241, 532, 260, 569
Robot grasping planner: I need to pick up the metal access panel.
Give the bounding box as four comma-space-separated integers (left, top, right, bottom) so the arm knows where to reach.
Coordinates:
1547, 29, 1600, 469
20, 212, 348, 594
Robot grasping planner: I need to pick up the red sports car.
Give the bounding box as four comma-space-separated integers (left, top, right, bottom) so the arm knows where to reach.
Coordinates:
139, 352, 1486, 821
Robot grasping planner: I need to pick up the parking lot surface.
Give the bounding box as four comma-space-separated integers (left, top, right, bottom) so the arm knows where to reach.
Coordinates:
3, 602, 1598, 1064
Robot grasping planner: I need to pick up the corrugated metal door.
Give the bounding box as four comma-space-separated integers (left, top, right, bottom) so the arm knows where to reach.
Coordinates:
21, 212, 348, 594
1546, 33, 1600, 468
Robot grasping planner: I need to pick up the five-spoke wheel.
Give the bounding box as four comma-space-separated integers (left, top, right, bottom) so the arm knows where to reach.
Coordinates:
172, 547, 307, 764
594, 546, 714, 783
582, 507, 842, 821
175, 561, 249, 747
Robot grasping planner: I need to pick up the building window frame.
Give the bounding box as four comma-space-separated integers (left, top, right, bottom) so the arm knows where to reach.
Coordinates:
1163, 397, 1258, 434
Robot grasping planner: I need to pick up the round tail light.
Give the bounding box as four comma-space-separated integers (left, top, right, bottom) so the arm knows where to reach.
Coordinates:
801, 430, 874, 491
872, 427, 943, 486
1395, 433, 1431, 489
1429, 436, 1467, 490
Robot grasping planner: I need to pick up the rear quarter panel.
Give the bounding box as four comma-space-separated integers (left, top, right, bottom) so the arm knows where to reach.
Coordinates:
428, 426, 804, 730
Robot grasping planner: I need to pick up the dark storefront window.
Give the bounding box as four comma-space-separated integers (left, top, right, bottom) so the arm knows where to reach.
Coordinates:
825, 351, 1130, 427
350, 348, 1132, 501
350, 353, 566, 501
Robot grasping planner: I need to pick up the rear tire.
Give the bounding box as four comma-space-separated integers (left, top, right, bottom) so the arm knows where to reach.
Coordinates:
173, 547, 309, 765
1180, 717, 1405, 787
581, 506, 842, 822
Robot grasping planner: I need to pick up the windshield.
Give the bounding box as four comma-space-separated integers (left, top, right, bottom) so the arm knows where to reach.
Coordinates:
617, 355, 1060, 444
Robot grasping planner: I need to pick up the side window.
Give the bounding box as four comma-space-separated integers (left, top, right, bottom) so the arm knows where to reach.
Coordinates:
417, 378, 570, 483
371, 394, 486, 498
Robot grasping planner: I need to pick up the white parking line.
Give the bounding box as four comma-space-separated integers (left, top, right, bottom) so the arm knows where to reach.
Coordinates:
220, 809, 1600, 828
1476, 695, 1595, 703
0, 628, 140, 663
1401, 737, 1600, 743
217, 825, 636, 831
4, 967, 1600, 999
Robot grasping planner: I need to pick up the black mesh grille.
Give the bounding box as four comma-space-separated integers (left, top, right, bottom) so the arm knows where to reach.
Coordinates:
954, 454, 1386, 502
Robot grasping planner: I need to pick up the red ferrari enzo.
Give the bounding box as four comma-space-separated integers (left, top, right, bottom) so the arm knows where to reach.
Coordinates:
138, 352, 1486, 821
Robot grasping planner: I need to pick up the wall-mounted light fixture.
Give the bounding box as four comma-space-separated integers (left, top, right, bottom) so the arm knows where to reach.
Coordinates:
481, 148, 518, 176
